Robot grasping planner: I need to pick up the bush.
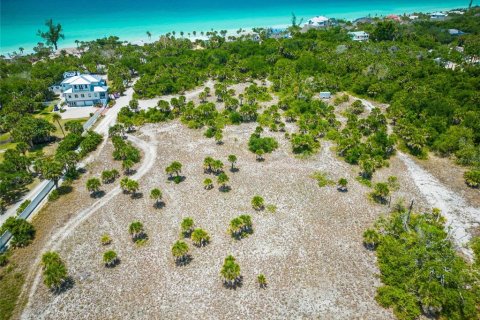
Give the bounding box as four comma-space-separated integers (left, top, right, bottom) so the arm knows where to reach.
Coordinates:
291, 133, 320, 155
48, 189, 60, 201
0, 217, 36, 247
464, 170, 480, 188
248, 133, 278, 154
311, 171, 334, 187
16, 200, 31, 216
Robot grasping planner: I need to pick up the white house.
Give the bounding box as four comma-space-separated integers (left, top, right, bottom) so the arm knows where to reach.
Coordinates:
306, 16, 331, 28
320, 92, 331, 99
348, 31, 369, 41
430, 12, 447, 20
61, 74, 108, 107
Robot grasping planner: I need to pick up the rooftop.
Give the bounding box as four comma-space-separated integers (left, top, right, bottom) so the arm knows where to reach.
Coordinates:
307, 16, 329, 24
61, 74, 101, 85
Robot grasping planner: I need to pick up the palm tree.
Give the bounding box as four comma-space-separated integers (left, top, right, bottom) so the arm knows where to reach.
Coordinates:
52, 113, 65, 138
251, 195, 265, 210
120, 177, 130, 193
212, 159, 224, 174
228, 155, 237, 171
220, 255, 241, 287
214, 131, 223, 144
150, 188, 162, 207
181, 217, 194, 237
86, 178, 101, 197
217, 172, 229, 191
257, 274, 267, 288
19, 47, 24, 54
146, 31, 152, 40
166, 161, 182, 178
41, 251, 68, 291
229, 215, 253, 239
37, 19, 64, 50
129, 221, 145, 243
363, 228, 380, 250
255, 149, 265, 161
191, 228, 210, 247
203, 156, 214, 173
171, 240, 189, 265
100, 234, 111, 245
203, 178, 213, 190
337, 178, 348, 192
103, 250, 118, 267
126, 179, 139, 197
371, 183, 390, 204
193, 31, 197, 37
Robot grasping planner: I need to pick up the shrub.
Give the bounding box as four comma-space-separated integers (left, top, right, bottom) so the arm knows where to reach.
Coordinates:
16, 200, 31, 216
41, 251, 68, 291
103, 250, 118, 267
191, 228, 210, 247
101, 234, 112, 245
248, 133, 278, 154
291, 133, 320, 155
464, 170, 480, 188
251, 195, 265, 210
1, 217, 36, 247
370, 183, 390, 204
181, 218, 194, 238
229, 215, 253, 239
311, 171, 334, 187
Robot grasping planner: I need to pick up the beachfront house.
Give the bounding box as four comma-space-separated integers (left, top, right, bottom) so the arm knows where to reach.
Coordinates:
61, 74, 109, 107
306, 16, 330, 27
430, 12, 447, 20
348, 31, 369, 41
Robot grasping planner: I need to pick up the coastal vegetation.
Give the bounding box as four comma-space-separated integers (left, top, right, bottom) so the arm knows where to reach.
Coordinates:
0, 6, 479, 320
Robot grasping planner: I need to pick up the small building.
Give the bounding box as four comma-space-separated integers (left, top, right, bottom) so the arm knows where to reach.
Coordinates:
348, 31, 369, 41
448, 29, 465, 36
409, 15, 419, 20
305, 16, 331, 28
61, 74, 109, 107
386, 14, 401, 22
320, 92, 331, 99
430, 12, 447, 20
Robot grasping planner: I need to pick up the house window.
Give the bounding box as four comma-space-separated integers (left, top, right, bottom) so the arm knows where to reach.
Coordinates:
88, 93, 91, 97
81, 94, 84, 98
75, 94, 78, 98
94, 93, 98, 97
69, 94, 72, 98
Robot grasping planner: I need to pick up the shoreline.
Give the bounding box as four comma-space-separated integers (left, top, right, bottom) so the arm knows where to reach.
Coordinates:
1, 4, 468, 56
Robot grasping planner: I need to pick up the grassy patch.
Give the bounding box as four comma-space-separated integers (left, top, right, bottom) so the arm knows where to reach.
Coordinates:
311, 171, 335, 187
356, 176, 372, 187
0, 264, 25, 320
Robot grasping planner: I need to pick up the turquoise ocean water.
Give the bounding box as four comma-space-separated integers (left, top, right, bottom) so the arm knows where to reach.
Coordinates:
0, 0, 472, 54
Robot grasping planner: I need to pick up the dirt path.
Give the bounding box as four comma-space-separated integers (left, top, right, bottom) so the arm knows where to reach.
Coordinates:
20, 132, 158, 319
398, 152, 480, 260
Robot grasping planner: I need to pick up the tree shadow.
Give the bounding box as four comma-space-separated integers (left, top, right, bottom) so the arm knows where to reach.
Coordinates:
57, 185, 73, 196
52, 276, 75, 295
105, 258, 121, 268
175, 255, 193, 266
337, 187, 348, 193
125, 169, 137, 176
223, 276, 243, 290
219, 185, 231, 193
256, 158, 265, 162
91, 190, 106, 199
363, 242, 377, 251
229, 167, 239, 173
153, 201, 165, 209
131, 192, 143, 199
168, 176, 186, 184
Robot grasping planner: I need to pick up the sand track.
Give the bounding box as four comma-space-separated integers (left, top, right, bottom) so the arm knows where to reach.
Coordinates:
20, 133, 158, 320
398, 152, 480, 260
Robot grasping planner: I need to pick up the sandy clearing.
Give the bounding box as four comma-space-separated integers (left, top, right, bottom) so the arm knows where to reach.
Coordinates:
20, 120, 403, 319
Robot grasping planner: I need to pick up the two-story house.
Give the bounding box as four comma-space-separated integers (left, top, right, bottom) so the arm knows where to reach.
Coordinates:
61, 74, 109, 107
